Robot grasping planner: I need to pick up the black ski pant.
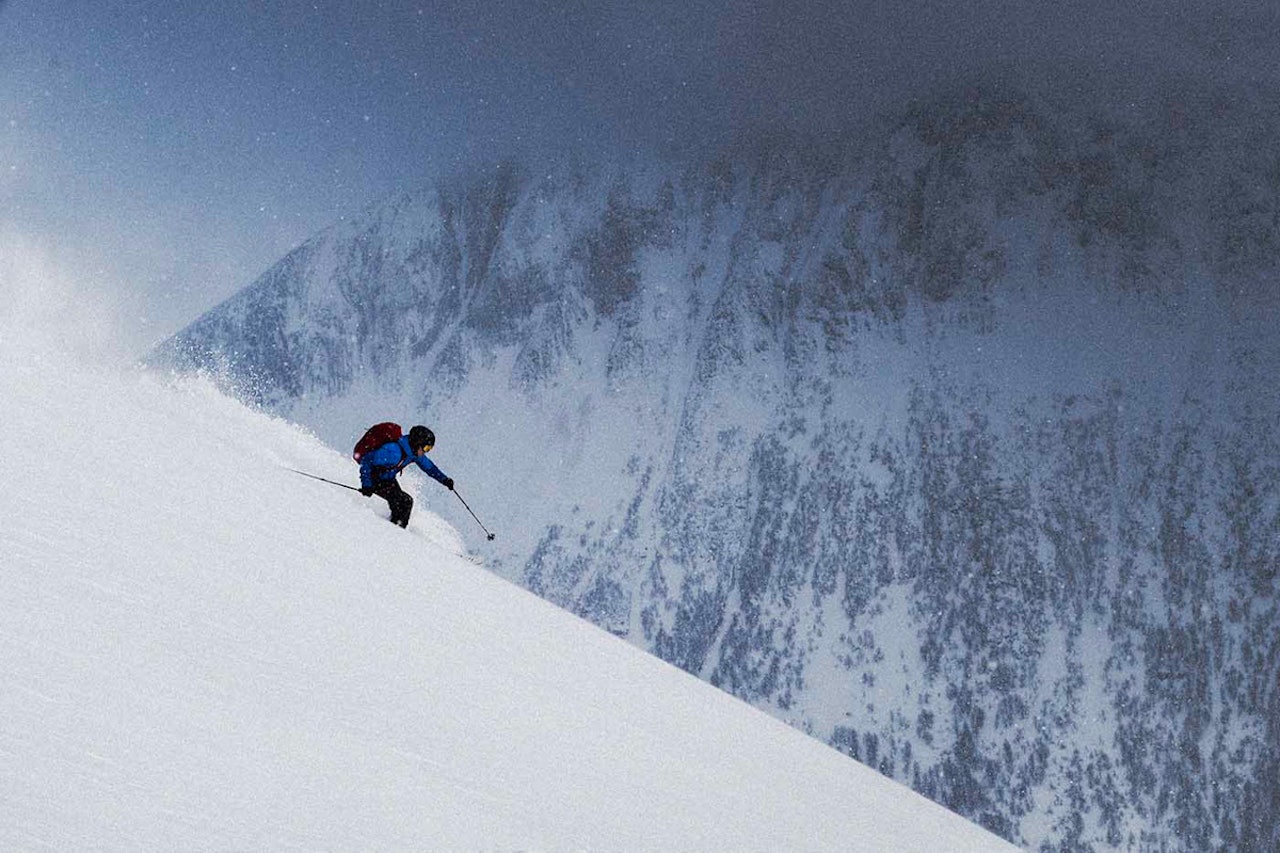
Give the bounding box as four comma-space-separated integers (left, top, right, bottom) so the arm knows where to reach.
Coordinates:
372, 480, 414, 528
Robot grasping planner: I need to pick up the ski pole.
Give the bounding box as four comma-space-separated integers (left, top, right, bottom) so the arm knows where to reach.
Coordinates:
453, 489, 496, 541
285, 467, 361, 492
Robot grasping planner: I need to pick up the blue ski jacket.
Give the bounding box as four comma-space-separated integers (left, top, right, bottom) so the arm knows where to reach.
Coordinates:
359, 436, 450, 490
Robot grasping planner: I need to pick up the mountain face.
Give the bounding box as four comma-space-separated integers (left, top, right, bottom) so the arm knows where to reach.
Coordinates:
153, 87, 1280, 851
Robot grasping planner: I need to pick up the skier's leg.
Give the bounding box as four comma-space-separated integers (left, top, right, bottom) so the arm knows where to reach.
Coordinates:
371, 482, 395, 524
390, 485, 414, 527
375, 480, 413, 527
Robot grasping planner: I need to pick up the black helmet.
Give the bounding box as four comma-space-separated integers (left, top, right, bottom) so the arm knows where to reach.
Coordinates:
408, 425, 435, 452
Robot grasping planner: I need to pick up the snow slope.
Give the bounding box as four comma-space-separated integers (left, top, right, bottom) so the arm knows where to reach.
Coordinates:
148, 106, 1280, 847
0, 333, 1011, 850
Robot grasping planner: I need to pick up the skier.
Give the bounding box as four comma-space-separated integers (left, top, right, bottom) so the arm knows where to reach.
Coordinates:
357, 424, 454, 528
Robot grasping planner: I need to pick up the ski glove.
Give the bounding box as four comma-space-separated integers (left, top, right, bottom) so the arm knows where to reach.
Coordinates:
360, 485, 375, 497
443, 477, 454, 491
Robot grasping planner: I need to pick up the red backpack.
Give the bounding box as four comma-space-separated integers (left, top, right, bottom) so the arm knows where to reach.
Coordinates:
353, 422, 402, 462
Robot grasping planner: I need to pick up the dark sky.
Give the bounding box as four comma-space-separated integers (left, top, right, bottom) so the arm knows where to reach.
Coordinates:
2, 0, 1277, 354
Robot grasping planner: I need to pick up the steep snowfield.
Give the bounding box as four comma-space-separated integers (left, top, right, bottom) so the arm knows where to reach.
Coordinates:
0, 336, 1012, 850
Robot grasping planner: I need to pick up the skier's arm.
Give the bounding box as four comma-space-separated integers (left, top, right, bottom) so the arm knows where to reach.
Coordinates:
359, 456, 376, 490
414, 454, 451, 487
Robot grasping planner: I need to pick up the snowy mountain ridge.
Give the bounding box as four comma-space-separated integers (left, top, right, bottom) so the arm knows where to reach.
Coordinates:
153, 87, 1280, 850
